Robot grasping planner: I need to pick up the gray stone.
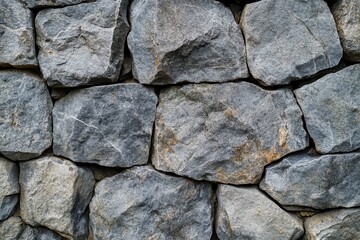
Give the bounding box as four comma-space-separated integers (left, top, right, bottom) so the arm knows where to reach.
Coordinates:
216, 185, 304, 240
0, 157, 19, 221
240, 0, 342, 86
128, 0, 248, 85
152, 82, 308, 184
0, 70, 52, 161
294, 65, 360, 154
53, 83, 157, 167
20, 225, 63, 240
20, 156, 95, 239
90, 165, 213, 240
260, 152, 360, 209
0, 0, 37, 68
332, 0, 360, 62
36, 0, 129, 87
305, 208, 360, 240
22, 0, 87, 8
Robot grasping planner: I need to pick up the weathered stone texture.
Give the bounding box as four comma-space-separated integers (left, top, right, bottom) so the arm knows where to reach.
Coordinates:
53, 84, 157, 167
22, 0, 87, 8
152, 82, 308, 184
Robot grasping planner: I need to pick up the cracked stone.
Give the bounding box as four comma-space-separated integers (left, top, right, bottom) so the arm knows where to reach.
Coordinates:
240, 0, 343, 86
22, 0, 88, 8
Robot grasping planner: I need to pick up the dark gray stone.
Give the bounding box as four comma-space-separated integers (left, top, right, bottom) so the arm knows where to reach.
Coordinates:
152, 82, 308, 184
128, 0, 248, 85
53, 84, 157, 167
0, 70, 52, 161
36, 0, 129, 87
20, 156, 95, 240
22, 0, 87, 8
294, 64, 360, 154
240, 0, 343, 86
260, 152, 360, 209
0, 0, 37, 68
90, 165, 213, 240
216, 185, 304, 240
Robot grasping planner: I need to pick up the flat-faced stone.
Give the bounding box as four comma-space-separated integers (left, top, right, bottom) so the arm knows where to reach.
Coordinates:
128, 0, 248, 85
22, 0, 87, 8
294, 64, 360, 153
35, 0, 129, 87
152, 82, 308, 184
53, 84, 157, 167
90, 165, 213, 240
0, 70, 52, 161
240, 0, 342, 86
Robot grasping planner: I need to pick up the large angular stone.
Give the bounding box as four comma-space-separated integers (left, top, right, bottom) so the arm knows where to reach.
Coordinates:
20, 156, 95, 239
216, 185, 304, 240
294, 65, 360, 154
152, 82, 308, 184
0, 70, 52, 161
90, 165, 213, 240
332, 0, 360, 62
260, 152, 360, 209
128, 0, 248, 85
35, 0, 129, 87
240, 0, 342, 86
0, 0, 37, 67
305, 208, 360, 239
53, 84, 157, 167
0, 157, 19, 221
22, 0, 87, 8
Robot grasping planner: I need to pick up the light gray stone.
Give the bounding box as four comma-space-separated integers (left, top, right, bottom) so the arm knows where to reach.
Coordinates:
294, 65, 360, 154
332, 0, 360, 62
0, 0, 37, 67
305, 208, 360, 240
20, 156, 95, 240
22, 0, 87, 8
260, 152, 360, 209
36, 0, 129, 87
240, 0, 343, 86
53, 83, 157, 167
152, 82, 308, 184
90, 165, 213, 240
0, 157, 19, 221
0, 70, 52, 161
216, 185, 304, 240
128, 0, 248, 85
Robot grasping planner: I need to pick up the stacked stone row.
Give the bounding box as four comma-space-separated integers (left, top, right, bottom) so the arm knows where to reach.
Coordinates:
0, 0, 359, 239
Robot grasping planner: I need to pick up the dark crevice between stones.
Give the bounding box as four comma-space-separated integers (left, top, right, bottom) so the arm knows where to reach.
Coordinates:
211, 183, 219, 240
26, 0, 96, 12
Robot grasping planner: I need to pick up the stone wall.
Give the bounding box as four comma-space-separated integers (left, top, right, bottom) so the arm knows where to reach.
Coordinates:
0, 0, 359, 239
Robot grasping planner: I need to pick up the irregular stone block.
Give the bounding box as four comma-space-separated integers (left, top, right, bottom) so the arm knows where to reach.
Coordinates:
36, 0, 129, 87
20, 156, 95, 239
22, 0, 87, 8
0, 0, 37, 67
332, 0, 360, 62
53, 84, 157, 167
128, 0, 248, 85
260, 152, 360, 209
0, 70, 52, 161
152, 82, 308, 184
240, 0, 342, 86
294, 65, 360, 153
305, 208, 360, 239
0, 157, 19, 221
216, 185, 304, 240
90, 166, 213, 240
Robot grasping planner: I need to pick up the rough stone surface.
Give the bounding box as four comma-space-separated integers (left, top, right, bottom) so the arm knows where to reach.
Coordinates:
152, 82, 308, 184
53, 84, 157, 167
0, 157, 19, 221
260, 151, 360, 209
20, 156, 95, 239
305, 208, 360, 240
0, 0, 37, 68
128, 0, 248, 85
90, 165, 213, 240
295, 64, 360, 154
240, 0, 343, 86
332, 0, 360, 62
216, 185, 304, 240
22, 0, 87, 8
0, 70, 53, 161
36, 0, 129, 87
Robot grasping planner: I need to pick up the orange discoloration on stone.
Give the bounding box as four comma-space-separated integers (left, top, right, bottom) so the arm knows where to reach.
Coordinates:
224, 108, 237, 118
